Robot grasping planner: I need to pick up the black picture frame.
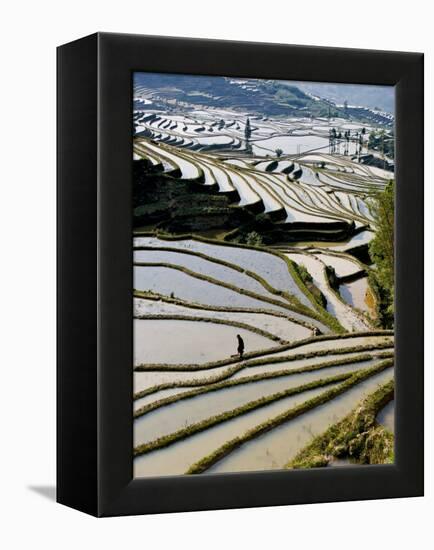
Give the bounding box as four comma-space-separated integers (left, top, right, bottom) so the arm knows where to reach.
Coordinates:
57, 32, 424, 517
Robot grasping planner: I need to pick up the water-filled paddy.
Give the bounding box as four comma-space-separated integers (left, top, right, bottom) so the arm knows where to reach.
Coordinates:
377, 399, 395, 433
134, 298, 312, 342
133, 362, 379, 447
285, 252, 371, 331
333, 230, 374, 251
252, 134, 329, 156
134, 248, 288, 305
207, 367, 393, 473
268, 335, 393, 359
339, 277, 371, 314
229, 354, 380, 382
133, 385, 336, 477
133, 364, 240, 394
134, 387, 194, 411
314, 252, 363, 278
134, 318, 275, 366
134, 237, 314, 309
141, 141, 200, 179
134, 265, 291, 315
132, 341, 392, 394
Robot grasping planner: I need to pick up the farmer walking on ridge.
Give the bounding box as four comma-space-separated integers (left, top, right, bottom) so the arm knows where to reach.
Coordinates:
237, 334, 245, 359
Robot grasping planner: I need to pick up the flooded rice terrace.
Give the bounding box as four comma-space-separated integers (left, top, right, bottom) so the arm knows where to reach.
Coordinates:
132, 73, 395, 476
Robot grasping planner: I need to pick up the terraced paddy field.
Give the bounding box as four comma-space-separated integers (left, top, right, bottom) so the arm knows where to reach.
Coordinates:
132, 73, 395, 477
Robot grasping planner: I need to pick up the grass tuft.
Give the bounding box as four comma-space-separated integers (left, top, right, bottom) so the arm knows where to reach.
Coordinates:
286, 379, 394, 468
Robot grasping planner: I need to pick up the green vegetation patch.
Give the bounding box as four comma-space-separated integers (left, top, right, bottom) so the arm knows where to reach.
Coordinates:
287, 379, 394, 468
291, 261, 327, 309
368, 180, 394, 328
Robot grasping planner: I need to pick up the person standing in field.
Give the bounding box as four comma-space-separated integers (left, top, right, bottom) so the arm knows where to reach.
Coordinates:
237, 334, 245, 359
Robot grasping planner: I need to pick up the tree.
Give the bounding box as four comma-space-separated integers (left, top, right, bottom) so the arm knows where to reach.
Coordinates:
360, 127, 366, 153
380, 129, 386, 168
245, 117, 252, 140
344, 130, 350, 155
275, 148, 283, 158
329, 127, 337, 153
369, 180, 395, 327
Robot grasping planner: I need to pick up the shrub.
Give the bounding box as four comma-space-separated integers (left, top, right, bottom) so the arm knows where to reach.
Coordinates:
245, 231, 263, 247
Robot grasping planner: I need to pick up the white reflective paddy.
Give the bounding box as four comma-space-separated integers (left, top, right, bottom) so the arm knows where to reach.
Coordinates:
134, 298, 312, 342
134, 248, 289, 305
134, 265, 292, 315
285, 252, 371, 331
132, 95, 395, 477
134, 237, 314, 309
339, 277, 372, 314
252, 134, 329, 156
313, 252, 363, 278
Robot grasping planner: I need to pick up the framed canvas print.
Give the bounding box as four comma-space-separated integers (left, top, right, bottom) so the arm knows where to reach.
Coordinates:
57, 32, 424, 516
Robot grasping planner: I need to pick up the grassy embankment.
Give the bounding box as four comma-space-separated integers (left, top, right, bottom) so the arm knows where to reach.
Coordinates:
291, 261, 327, 309
286, 379, 394, 468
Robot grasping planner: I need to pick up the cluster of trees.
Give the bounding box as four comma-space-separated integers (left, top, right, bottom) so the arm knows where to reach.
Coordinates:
327, 126, 394, 162
368, 130, 395, 160
369, 180, 395, 328
328, 127, 366, 156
